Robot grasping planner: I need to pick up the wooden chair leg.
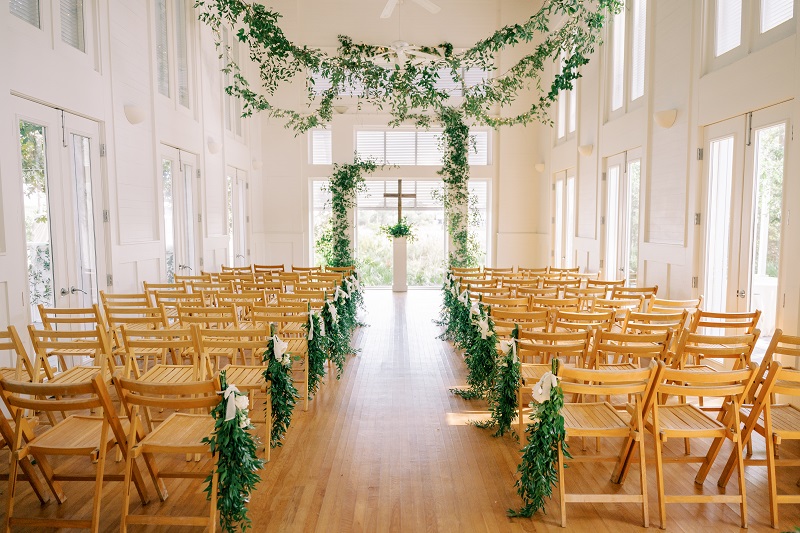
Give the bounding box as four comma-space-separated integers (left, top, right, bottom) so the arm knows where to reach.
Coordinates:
266, 388, 272, 461
121, 449, 135, 533
4, 449, 20, 533
638, 435, 649, 528
209, 467, 219, 533
90, 434, 109, 533
654, 434, 667, 529
30, 452, 66, 504
766, 433, 779, 528
735, 434, 748, 528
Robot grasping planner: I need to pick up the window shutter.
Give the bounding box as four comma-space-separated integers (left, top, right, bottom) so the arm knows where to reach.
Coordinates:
630, 0, 647, 100
715, 0, 742, 56
174, 0, 190, 108
358, 181, 386, 208
10, 0, 40, 27
312, 181, 331, 210
60, 0, 85, 51
761, 0, 793, 32
434, 68, 461, 97
417, 132, 444, 165
386, 131, 416, 165
310, 130, 332, 165
463, 67, 489, 90
356, 131, 386, 164
156, 0, 170, 97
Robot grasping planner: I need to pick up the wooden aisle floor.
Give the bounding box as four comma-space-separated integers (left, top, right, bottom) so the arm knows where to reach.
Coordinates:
2, 289, 800, 532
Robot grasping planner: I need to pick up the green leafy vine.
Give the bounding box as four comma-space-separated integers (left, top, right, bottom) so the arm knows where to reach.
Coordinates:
262, 335, 299, 448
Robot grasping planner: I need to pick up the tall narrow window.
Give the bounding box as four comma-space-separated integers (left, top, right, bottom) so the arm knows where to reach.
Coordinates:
554, 179, 564, 268
715, 0, 742, 56
174, 0, 190, 108
626, 159, 640, 285
761, 0, 793, 32
156, 0, 170, 97
610, 9, 626, 112
60, 0, 85, 51
10, 0, 40, 28
568, 82, 577, 134
162, 159, 175, 282
630, 0, 647, 101
222, 26, 232, 131
704, 136, 735, 313
565, 175, 575, 268
310, 130, 332, 165
605, 166, 620, 277
557, 84, 567, 139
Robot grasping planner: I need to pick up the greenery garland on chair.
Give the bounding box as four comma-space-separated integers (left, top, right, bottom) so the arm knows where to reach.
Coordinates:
509, 358, 569, 517
451, 298, 498, 400
262, 333, 299, 448
203, 370, 264, 532
316, 158, 377, 268
476, 326, 521, 438
322, 297, 347, 377
305, 310, 327, 398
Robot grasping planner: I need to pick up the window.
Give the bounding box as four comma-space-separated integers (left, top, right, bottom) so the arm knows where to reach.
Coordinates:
155, 0, 194, 110
552, 169, 576, 267
311, 180, 332, 266
310, 129, 332, 165
10, 0, 40, 28
356, 129, 490, 166
608, 0, 647, 117
555, 51, 577, 141
308, 67, 489, 98
221, 25, 244, 136
604, 149, 641, 284
60, 0, 85, 52
709, 0, 795, 68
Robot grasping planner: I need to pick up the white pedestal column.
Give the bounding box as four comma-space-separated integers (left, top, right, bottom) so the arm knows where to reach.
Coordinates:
392, 236, 408, 292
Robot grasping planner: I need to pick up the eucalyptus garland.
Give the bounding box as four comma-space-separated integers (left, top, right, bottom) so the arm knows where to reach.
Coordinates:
435, 273, 459, 341
509, 358, 569, 518
305, 310, 327, 398
322, 298, 347, 377
262, 335, 299, 448
317, 158, 377, 268
203, 370, 264, 532
476, 328, 521, 438
195, 0, 622, 132
452, 299, 497, 400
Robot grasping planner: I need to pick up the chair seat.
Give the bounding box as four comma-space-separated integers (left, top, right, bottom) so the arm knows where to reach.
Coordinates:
520, 364, 551, 385
599, 363, 638, 371
562, 402, 631, 437
223, 365, 266, 391
49, 365, 112, 384
0, 368, 27, 382
138, 365, 201, 383
137, 413, 213, 454
769, 404, 800, 439
29, 415, 129, 455
651, 404, 726, 436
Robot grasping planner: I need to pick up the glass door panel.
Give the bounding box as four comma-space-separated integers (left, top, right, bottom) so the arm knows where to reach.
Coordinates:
605, 160, 621, 278
624, 156, 641, 285
161, 145, 199, 280
69, 133, 100, 306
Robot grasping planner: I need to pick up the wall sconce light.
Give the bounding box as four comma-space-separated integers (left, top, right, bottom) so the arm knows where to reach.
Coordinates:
534, 163, 545, 173
207, 136, 221, 154
334, 105, 349, 114
252, 158, 263, 170
654, 109, 678, 128
123, 104, 146, 125
578, 144, 594, 157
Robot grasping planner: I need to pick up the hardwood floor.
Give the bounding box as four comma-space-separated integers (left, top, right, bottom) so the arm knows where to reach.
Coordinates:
2, 289, 799, 531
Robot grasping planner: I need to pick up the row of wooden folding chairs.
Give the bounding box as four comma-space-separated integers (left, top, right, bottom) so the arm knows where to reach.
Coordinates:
534, 360, 759, 528
0, 368, 225, 531
451, 265, 584, 277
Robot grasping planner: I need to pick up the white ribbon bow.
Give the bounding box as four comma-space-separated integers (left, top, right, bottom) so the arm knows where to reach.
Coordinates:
470, 301, 481, 316
353, 277, 360, 291
272, 334, 289, 364
499, 338, 518, 363
222, 384, 241, 422
327, 302, 339, 323
476, 315, 491, 340
458, 290, 469, 304
308, 313, 314, 341
319, 313, 326, 336
532, 371, 560, 403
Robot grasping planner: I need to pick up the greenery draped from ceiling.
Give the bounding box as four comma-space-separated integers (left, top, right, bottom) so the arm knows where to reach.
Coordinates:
196, 0, 619, 268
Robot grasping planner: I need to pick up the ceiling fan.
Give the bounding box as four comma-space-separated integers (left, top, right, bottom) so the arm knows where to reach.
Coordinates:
370, 40, 441, 66
380, 0, 441, 19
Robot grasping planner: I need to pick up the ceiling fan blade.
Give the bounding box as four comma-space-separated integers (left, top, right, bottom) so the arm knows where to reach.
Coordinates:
380, 0, 399, 19
411, 0, 441, 14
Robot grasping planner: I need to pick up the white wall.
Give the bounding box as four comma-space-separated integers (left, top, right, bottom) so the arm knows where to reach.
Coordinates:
0, 1, 260, 352
540, 0, 800, 333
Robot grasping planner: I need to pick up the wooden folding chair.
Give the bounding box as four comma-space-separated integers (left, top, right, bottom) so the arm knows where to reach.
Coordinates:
105, 305, 171, 370
326, 265, 354, 276
689, 309, 761, 336
542, 277, 581, 297
114, 376, 222, 532
548, 266, 580, 276
451, 267, 481, 276
649, 296, 703, 315
530, 296, 580, 312
99, 290, 150, 310
29, 325, 116, 388
550, 309, 615, 333
622, 310, 688, 336
194, 326, 274, 457
490, 308, 548, 339
254, 263, 285, 274
153, 290, 204, 321
610, 285, 658, 311
585, 279, 625, 298
173, 274, 212, 284
517, 286, 558, 300
277, 290, 327, 310
37, 305, 107, 373
556, 364, 659, 527
143, 281, 188, 304
469, 286, 511, 300
517, 266, 548, 276
564, 286, 606, 311
221, 264, 254, 275
588, 330, 672, 370
672, 329, 759, 371
0, 374, 153, 532
649, 365, 756, 529
0, 326, 37, 383
480, 296, 529, 310
517, 329, 594, 366
483, 266, 514, 277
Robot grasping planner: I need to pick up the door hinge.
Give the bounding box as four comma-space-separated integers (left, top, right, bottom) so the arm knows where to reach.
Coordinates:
198, 214, 202, 223
106, 274, 113, 287
692, 276, 698, 289
102, 209, 110, 223
552, 183, 556, 191
199, 257, 204, 267
245, 215, 250, 223
196, 169, 201, 179
697, 148, 703, 160
246, 182, 249, 190
599, 259, 604, 269
601, 215, 605, 225
601, 172, 607, 181
551, 217, 555, 224
100, 144, 106, 157
694, 213, 701, 225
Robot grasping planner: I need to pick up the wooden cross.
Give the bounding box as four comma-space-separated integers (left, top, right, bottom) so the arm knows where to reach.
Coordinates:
383, 179, 416, 223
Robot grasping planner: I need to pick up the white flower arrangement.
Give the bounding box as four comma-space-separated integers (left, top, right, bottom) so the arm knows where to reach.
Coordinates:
272, 335, 291, 367
222, 384, 253, 429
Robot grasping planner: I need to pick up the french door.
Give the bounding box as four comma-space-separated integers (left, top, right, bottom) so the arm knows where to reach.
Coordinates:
226, 167, 249, 267
15, 98, 107, 324
604, 148, 641, 285
161, 145, 200, 281
701, 103, 789, 339
552, 168, 576, 268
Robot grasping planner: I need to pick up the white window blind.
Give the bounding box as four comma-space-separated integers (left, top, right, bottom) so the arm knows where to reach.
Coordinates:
761, 0, 793, 32
156, 0, 170, 97
715, 0, 742, 56
435, 69, 461, 96
568, 83, 577, 133
611, 9, 626, 111
60, 0, 85, 51
557, 54, 566, 139
356, 129, 489, 166
310, 130, 332, 165
312, 180, 332, 209
630, 0, 647, 100
469, 131, 489, 166
174, 0, 190, 108
10, 0, 40, 27
463, 67, 489, 90
222, 26, 231, 131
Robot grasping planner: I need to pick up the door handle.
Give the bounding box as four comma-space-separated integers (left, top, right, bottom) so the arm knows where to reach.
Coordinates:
60, 288, 69, 296
236, 254, 245, 259
70, 286, 87, 295
178, 264, 193, 271
736, 289, 746, 298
